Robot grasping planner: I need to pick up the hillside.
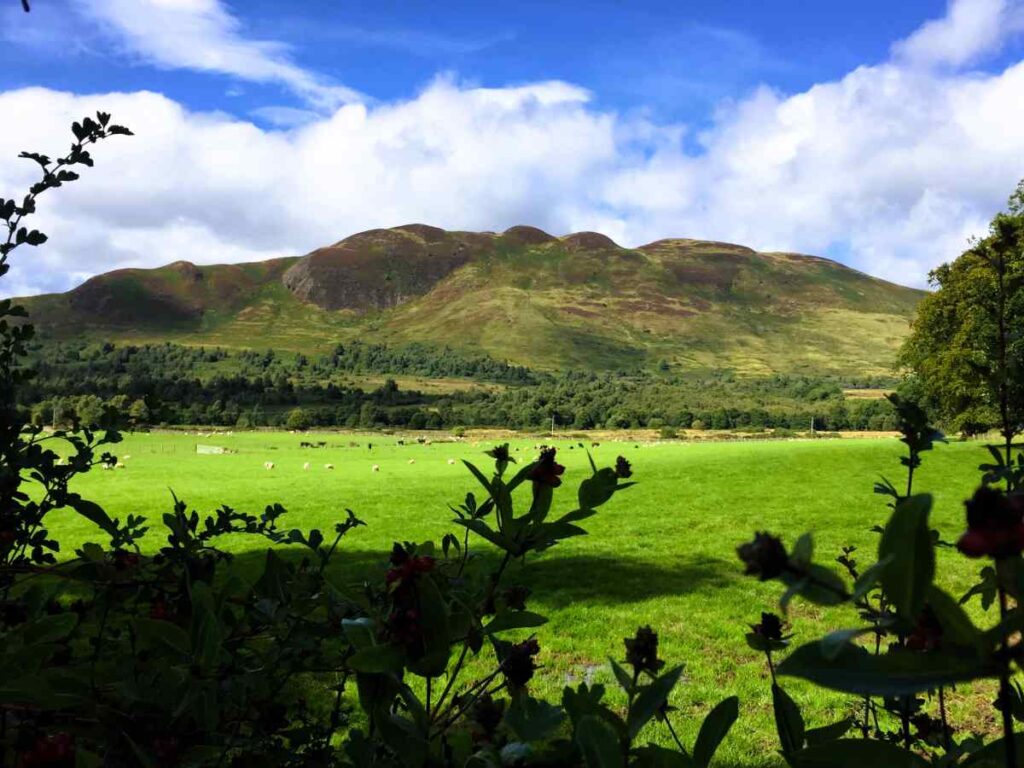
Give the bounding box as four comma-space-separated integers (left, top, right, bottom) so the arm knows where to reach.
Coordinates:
20, 224, 925, 375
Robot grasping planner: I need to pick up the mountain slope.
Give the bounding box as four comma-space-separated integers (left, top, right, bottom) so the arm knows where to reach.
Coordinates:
20, 225, 925, 375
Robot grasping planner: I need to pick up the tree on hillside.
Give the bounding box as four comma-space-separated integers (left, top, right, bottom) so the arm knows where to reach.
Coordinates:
286, 406, 312, 430
901, 180, 1024, 457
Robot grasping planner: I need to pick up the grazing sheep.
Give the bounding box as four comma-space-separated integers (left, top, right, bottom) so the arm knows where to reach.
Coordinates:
372, 464, 380, 472
114, 462, 126, 469
447, 458, 456, 465
303, 462, 310, 470
123, 454, 131, 460
408, 459, 416, 465
264, 461, 275, 470
424, 439, 432, 446
324, 463, 334, 470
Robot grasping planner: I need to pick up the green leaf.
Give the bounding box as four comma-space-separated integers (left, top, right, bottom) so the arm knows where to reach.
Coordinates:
781, 564, 848, 607
627, 665, 684, 739
960, 734, 1024, 766
820, 627, 874, 661
577, 714, 624, 768
692, 696, 739, 768
66, 497, 118, 538
188, 582, 222, 670
347, 644, 405, 674
772, 683, 804, 755
789, 739, 929, 767
453, 517, 507, 550
851, 557, 891, 602
21, 613, 77, 646
483, 610, 548, 635
505, 694, 565, 741
879, 495, 935, 621
342, 617, 376, 650
462, 460, 493, 496
777, 641, 997, 696
927, 586, 982, 650
609, 658, 634, 694
407, 575, 450, 677
134, 618, 191, 657
804, 718, 853, 746
505, 460, 535, 493
493, 480, 515, 534
79, 542, 105, 562
254, 549, 290, 603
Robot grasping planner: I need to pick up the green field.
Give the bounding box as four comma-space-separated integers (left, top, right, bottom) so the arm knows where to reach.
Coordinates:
54, 431, 997, 766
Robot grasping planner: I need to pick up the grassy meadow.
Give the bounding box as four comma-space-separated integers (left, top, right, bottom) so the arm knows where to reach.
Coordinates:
53, 430, 998, 766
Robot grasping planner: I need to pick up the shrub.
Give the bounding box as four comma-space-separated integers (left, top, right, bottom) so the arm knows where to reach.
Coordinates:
286, 406, 313, 430
735, 394, 1024, 766
659, 426, 678, 439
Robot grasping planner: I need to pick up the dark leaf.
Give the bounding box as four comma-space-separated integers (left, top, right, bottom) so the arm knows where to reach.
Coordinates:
692, 695, 739, 768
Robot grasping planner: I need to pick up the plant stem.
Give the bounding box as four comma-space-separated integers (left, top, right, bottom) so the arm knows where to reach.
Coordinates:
938, 685, 951, 752
900, 696, 912, 751
425, 675, 432, 720
998, 576, 1017, 768
664, 714, 688, 756
432, 642, 470, 722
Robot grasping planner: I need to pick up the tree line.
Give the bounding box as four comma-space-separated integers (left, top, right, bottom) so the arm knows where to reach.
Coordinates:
21, 339, 898, 431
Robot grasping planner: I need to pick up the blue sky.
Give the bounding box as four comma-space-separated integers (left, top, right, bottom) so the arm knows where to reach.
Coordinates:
5, 1, 1009, 125
0, 0, 1023, 295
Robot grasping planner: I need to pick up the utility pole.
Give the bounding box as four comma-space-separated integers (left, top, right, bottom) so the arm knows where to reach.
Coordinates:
550, 415, 555, 437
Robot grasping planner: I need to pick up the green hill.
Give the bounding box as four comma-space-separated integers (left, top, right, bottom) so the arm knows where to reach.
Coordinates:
20, 224, 925, 375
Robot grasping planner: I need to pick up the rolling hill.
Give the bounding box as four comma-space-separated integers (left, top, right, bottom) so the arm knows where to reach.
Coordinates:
20, 224, 925, 375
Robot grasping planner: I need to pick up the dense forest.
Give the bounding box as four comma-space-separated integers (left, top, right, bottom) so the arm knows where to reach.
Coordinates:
21, 339, 899, 432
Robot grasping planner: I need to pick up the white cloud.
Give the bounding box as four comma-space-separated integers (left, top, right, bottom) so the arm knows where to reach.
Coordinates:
892, 0, 1024, 67
74, 0, 361, 109
3, 1, 1024, 298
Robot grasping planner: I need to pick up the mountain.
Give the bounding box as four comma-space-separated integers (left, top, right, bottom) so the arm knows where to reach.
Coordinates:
19, 224, 925, 375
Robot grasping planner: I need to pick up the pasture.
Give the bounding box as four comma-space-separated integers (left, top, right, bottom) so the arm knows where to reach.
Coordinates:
56, 430, 995, 765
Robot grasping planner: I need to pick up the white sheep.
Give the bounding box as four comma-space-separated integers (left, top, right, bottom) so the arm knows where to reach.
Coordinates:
264, 461, 275, 470
114, 462, 126, 469
303, 462, 310, 470
447, 458, 456, 465
408, 459, 416, 465
123, 454, 131, 460
324, 463, 334, 470
372, 464, 380, 472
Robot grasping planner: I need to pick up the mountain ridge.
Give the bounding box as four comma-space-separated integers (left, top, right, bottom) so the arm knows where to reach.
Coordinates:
20, 224, 926, 376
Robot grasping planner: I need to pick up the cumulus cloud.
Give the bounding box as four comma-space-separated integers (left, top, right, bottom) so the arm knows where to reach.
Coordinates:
892, 0, 1024, 68
3, 0, 1024, 297
73, 0, 362, 109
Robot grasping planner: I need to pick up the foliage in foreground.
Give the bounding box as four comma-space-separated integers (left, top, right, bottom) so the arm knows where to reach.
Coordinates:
5, 117, 1024, 768
1, 119, 740, 766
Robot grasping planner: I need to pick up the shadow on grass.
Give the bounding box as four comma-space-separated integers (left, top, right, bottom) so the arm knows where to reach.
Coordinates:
221, 546, 738, 607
